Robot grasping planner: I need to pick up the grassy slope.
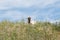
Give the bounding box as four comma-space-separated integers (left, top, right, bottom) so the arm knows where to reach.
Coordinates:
0, 21, 60, 40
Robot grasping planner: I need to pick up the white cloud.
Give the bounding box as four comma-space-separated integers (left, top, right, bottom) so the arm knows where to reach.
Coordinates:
0, 0, 59, 8
0, 0, 60, 22
0, 10, 34, 21
11, 0, 59, 8
0, 11, 23, 20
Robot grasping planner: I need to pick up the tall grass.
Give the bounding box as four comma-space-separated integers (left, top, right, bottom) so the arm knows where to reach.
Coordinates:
0, 21, 60, 40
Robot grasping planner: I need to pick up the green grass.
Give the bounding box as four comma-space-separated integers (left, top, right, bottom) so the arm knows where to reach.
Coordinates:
0, 21, 60, 40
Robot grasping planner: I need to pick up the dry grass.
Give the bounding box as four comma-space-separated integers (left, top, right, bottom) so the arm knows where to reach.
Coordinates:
0, 21, 60, 40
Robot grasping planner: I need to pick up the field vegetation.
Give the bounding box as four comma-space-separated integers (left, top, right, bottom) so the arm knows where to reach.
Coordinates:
0, 20, 60, 40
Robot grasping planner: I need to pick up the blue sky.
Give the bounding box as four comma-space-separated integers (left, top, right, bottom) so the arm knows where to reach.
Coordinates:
0, 0, 60, 22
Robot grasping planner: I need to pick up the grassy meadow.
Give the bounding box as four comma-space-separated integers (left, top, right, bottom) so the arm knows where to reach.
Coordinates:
0, 20, 60, 40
